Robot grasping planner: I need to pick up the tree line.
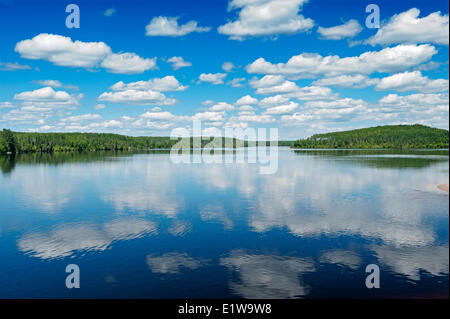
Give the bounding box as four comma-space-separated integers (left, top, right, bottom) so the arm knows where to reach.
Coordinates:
0, 129, 280, 154
2, 124, 446, 154
291, 124, 449, 149
0, 130, 178, 153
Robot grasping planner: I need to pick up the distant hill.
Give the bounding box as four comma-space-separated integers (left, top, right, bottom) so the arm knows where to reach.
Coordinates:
291, 124, 449, 149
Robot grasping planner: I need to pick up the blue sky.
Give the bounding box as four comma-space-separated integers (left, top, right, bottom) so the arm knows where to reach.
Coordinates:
0, 0, 448, 139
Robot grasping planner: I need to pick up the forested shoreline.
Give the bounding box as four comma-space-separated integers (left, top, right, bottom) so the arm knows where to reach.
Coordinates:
291, 124, 449, 149
1, 124, 448, 154
0, 129, 286, 154
0, 130, 180, 153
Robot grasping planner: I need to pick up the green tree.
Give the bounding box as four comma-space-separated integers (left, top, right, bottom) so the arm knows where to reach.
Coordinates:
0, 129, 18, 154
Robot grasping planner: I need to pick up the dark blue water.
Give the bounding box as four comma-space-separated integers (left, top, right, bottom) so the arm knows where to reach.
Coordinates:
0, 148, 448, 298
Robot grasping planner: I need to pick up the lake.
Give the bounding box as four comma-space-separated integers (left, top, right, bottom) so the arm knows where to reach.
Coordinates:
0, 148, 448, 298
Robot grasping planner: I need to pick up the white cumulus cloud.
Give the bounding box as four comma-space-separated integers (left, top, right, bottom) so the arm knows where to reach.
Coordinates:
193, 111, 225, 122
100, 53, 156, 74
376, 71, 449, 93
379, 93, 449, 109
263, 101, 298, 114
110, 76, 187, 92
366, 8, 449, 46
145, 16, 211, 36
312, 74, 379, 88
317, 19, 362, 40
218, 0, 314, 40
14, 86, 80, 105
209, 102, 235, 112
259, 95, 290, 107
15, 33, 156, 74
98, 90, 176, 106
167, 56, 192, 70
199, 73, 227, 84
235, 95, 258, 105
246, 44, 437, 77
15, 33, 111, 68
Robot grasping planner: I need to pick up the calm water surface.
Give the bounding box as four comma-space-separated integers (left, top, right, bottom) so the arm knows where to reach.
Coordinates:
0, 148, 448, 298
